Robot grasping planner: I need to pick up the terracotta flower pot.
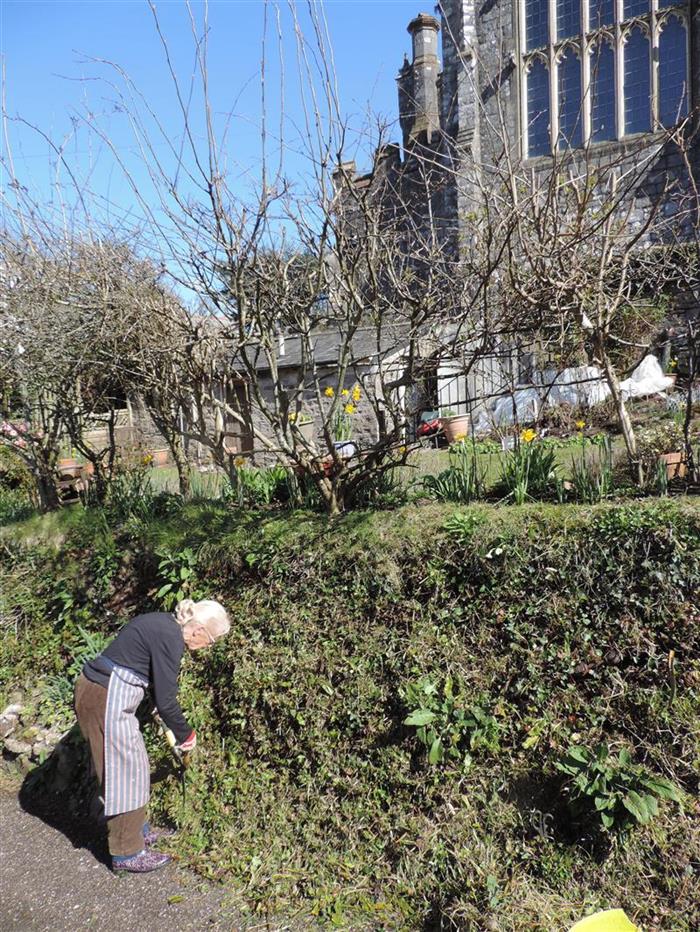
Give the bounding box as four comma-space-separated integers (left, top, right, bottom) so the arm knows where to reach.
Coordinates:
57, 457, 82, 478
659, 451, 686, 480
150, 449, 170, 467
439, 414, 471, 445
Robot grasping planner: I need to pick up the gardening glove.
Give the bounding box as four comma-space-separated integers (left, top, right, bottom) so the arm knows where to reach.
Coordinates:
177, 730, 196, 753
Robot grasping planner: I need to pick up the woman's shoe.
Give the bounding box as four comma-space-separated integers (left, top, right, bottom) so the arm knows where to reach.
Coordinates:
112, 850, 172, 873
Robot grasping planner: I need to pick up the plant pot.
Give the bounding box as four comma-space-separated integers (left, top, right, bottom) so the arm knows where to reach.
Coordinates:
333, 440, 357, 459
57, 457, 82, 478
659, 451, 686, 480
439, 414, 471, 445
150, 449, 170, 467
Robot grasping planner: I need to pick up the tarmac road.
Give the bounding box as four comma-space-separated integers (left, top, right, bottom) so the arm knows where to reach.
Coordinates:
0, 789, 274, 932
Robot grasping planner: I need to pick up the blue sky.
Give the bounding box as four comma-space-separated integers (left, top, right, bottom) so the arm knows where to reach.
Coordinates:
2, 0, 424, 220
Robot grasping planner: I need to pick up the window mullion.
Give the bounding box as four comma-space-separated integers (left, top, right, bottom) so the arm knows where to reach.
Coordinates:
549, 2, 558, 152
650, 2, 660, 129
518, 0, 528, 157
615, 0, 624, 138
582, 0, 591, 144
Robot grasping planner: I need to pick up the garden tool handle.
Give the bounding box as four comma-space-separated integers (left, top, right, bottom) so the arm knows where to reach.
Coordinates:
152, 710, 187, 767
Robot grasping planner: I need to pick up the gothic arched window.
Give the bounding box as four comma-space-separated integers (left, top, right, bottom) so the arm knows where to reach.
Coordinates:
558, 49, 583, 148
658, 16, 689, 127
623, 27, 651, 134
590, 39, 616, 142
526, 58, 551, 156
521, 0, 690, 157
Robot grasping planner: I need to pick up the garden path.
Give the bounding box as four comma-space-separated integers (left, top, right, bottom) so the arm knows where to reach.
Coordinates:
0, 788, 294, 931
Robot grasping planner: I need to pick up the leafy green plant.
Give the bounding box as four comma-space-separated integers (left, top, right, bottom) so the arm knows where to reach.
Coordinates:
556, 744, 681, 834
226, 464, 292, 507
0, 486, 35, 526
41, 625, 111, 722
652, 457, 669, 497
421, 440, 485, 503
444, 509, 484, 543
104, 463, 155, 523
498, 436, 558, 504
403, 676, 500, 765
570, 434, 614, 503
346, 469, 407, 510
156, 547, 205, 609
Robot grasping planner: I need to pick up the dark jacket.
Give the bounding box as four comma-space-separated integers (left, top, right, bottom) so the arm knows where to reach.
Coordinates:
82, 612, 192, 742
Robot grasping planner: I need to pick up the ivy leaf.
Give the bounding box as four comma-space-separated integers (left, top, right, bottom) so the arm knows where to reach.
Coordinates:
404, 710, 436, 727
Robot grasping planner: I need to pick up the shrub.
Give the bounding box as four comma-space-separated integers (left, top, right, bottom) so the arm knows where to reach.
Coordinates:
155, 547, 205, 610
0, 445, 34, 492
0, 486, 35, 526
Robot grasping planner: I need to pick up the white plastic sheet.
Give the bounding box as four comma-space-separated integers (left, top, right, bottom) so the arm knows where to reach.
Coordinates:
471, 355, 674, 434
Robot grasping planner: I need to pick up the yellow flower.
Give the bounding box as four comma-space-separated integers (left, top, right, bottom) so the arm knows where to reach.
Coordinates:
575, 420, 586, 430
520, 428, 537, 444
141, 453, 154, 467
341, 389, 349, 397
452, 433, 467, 443
352, 385, 361, 402
344, 403, 356, 415
288, 412, 297, 422
668, 358, 677, 370
234, 456, 246, 467
399, 445, 407, 455
324, 386, 335, 398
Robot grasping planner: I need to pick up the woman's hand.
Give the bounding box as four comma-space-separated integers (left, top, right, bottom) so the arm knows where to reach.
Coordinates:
177, 730, 196, 752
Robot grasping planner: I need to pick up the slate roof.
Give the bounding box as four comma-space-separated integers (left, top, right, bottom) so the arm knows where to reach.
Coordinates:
251, 325, 410, 371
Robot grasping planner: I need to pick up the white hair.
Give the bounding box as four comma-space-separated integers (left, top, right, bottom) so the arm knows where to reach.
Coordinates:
174, 599, 230, 641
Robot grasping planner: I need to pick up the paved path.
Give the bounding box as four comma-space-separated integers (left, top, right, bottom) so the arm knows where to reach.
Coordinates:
0, 789, 278, 932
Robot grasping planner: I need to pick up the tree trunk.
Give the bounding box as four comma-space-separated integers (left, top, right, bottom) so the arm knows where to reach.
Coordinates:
598, 344, 642, 486
35, 465, 61, 511
683, 319, 697, 482
168, 433, 191, 498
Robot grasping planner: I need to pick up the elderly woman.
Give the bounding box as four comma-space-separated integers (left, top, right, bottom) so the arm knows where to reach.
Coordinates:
74, 598, 230, 873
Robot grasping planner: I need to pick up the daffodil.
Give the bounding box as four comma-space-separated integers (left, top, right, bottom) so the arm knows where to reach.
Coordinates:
341, 388, 349, 397
352, 385, 361, 402
520, 428, 537, 444
344, 403, 356, 415
234, 456, 246, 468
288, 412, 297, 423
324, 386, 335, 398
575, 420, 586, 430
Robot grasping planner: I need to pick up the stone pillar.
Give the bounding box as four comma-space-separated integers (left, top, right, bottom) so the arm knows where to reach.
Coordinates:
397, 13, 441, 150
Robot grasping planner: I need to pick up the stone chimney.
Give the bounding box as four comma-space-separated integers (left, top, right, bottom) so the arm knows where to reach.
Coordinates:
397, 13, 441, 150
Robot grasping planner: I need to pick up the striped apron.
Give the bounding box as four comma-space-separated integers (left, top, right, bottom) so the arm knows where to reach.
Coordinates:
103, 664, 150, 817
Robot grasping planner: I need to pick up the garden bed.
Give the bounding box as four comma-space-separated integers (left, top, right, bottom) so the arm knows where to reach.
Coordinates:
1, 499, 699, 929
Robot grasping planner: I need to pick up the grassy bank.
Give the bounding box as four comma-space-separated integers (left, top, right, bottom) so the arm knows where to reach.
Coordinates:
1, 498, 699, 929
